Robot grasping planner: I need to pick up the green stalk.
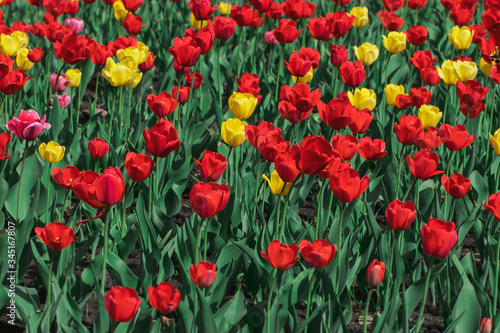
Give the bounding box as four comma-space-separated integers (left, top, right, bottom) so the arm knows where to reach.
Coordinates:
195, 218, 205, 264
17, 140, 29, 221
493, 231, 500, 322
60, 189, 69, 222
363, 290, 373, 333
94, 74, 100, 117
45, 250, 55, 310
266, 272, 279, 333
336, 203, 345, 293
304, 269, 316, 333
75, 85, 82, 133
274, 191, 283, 236
100, 210, 111, 296
217, 40, 223, 124
394, 144, 406, 200
118, 86, 125, 138
383, 230, 400, 310
46, 163, 52, 224
413, 261, 433, 333
121, 182, 135, 236
225, 147, 233, 184
315, 180, 328, 239
203, 219, 209, 261
275, 45, 285, 102
126, 83, 133, 138
236, 26, 243, 78
186, 62, 199, 120
252, 158, 262, 222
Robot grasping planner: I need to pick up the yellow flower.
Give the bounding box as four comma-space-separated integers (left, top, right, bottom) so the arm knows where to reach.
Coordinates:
132, 72, 142, 88
113, 0, 128, 21
448, 26, 473, 50
0, 31, 28, 57
102, 56, 139, 87
228, 92, 258, 119
16, 48, 34, 71
384, 84, 405, 107
350, 7, 369, 29
480, 58, 492, 78
489, 129, 500, 156
418, 105, 442, 130
437, 60, 458, 86
292, 67, 314, 84
218, 2, 230, 15
116, 42, 149, 65
347, 88, 376, 111
354, 42, 379, 66
38, 141, 65, 164
383, 31, 406, 55
455, 60, 478, 82
262, 170, 292, 196
65, 69, 82, 88
221, 118, 247, 147
190, 13, 208, 30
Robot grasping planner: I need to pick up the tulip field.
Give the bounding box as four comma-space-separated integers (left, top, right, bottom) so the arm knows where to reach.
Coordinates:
2, 0, 500, 331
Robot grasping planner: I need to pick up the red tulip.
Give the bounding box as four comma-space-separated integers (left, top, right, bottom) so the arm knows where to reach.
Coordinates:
441, 173, 471, 199
171, 86, 190, 103
366, 260, 385, 287
408, 0, 426, 9
105, 286, 141, 322
306, 17, 333, 41
416, 127, 442, 150
230, 4, 257, 27
378, 10, 404, 31
349, 109, 373, 134
0, 68, 29, 95
122, 14, 145, 35
52, 166, 80, 190
274, 145, 301, 182
237, 72, 261, 102
410, 50, 437, 70
421, 218, 457, 259
91, 43, 113, 66
185, 23, 215, 55
284, 53, 311, 79
190, 261, 217, 288
279, 83, 321, 123
327, 11, 354, 37
256, 132, 289, 163
273, 19, 302, 44
330, 44, 349, 68
27, 47, 44, 63
339, 61, 365, 87
147, 92, 178, 118
394, 115, 423, 145
260, 240, 299, 270
404, 25, 427, 46
329, 168, 369, 203
331, 134, 358, 161
245, 121, 281, 148
264, 2, 284, 20
385, 200, 416, 230
5, 109, 50, 141
72, 167, 125, 209
456, 80, 489, 119
282, 0, 316, 21
298, 135, 332, 175
0, 132, 10, 159
148, 282, 181, 315
214, 16, 237, 41
194, 151, 227, 181
396, 94, 413, 109
138, 52, 155, 72
420, 67, 441, 86
125, 152, 153, 182
250, 0, 273, 12
189, 181, 230, 218
318, 155, 350, 179
439, 124, 475, 151
333, 0, 352, 5
317, 98, 354, 130
406, 149, 444, 180
450, 4, 474, 25
382, 0, 404, 11
298, 47, 320, 69
143, 118, 181, 158
358, 137, 387, 161
299, 239, 337, 269
87, 138, 109, 159
168, 36, 201, 69
35, 222, 74, 250
484, 192, 500, 221
121, 0, 142, 12
54, 34, 96, 65
111, 36, 138, 56
189, 0, 216, 21
480, 318, 493, 333
409, 87, 431, 107
469, 24, 487, 44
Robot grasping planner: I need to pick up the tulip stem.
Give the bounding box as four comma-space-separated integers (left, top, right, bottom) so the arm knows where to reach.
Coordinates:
394, 144, 405, 200
122, 182, 135, 237
100, 210, 110, 296
252, 158, 262, 222
60, 189, 69, 222
195, 218, 205, 264
413, 260, 433, 333
45, 250, 55, 311
266, 272, 279, 333
186, 62, 199, 122
17, 140, 28, 221
236, 26, 243, 78
493, 231, 500, 322
363, 289, 373, 333
126, 83, 133, 138
46, 163, 52, 224
336, 203, 345, 293
383, 230, 400, 311
274, 44, 285, 102
217, 41, 222, 119
203, 220, 209, 261
75, 85, 82, 133
94, 74, 100, 116
304, 269, 316, 332
225, 147, 233, 184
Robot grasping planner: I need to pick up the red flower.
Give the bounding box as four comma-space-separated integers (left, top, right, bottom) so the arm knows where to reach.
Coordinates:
318, 155, 350, 179
349, 109, 373, 134
456, 80, 489, 119
408, 0, 427, 9
91, 43, 113, 66
480, 318, 493, 333
245, 121, 281, 148
273, 19, 302, 44
148, 282, 181, 315
469, 24, 487, 44
416, 127, 442, 150
237, 72, 261, 102
331, 134, 358, 161
409, 87, 431, 107
5, 109, 50, 141
339, 61, 365, 87
298, 47, 320, 69
52, 165, 80, 190
73, 167, 125, 209
385, 200, 416, 230
284, 53, 311, 79
0, 132, 10, 159
189, 0, 216, 21
105, 286, 141, 322
421, 218, 457, 259
0, 53, 13, 79
333, 0, 352, 5
441, 173, 471, 199
250, 0, 273, 12
420, 67, 441, 86
327, 11, 354, 37
27, 47, 44, 63
382, 0, 404, 11
410, 50, 437, 70
306, 17, 333, 41
329, 167, 369, 203
111, 36, 138, 56
260, 240, 299, 270
439, 124, 475, 151
404, 26, 427, 46
378, 10, 404, 31
396, 94, 413, 109
143, 118, 181, 158
317, 97, 354, 130
190, 261, 217, 288
35, 222, 74, 250
230, 4, 257, 27
185, 23, 215, 55
484, 192, 500, 221
279, 83, 321, 122
256, 132, 289, 163
358, 137, 387, 161
406, 149, 444, 180
43, 22, 71, 42
168, 36, 201, 69
214, 16, 236, 41
282, 0, 316, 21
299, 239, 337, 269
87, 138, 109, 159
122, 0, 142, 12
264, 2, 284, 20
122, 14, 145, 35
366, 260, 385, 287
330, 44, 349, 68
298, 135, 332, 175
194, 150, 227, 181
189, 181, 230, 218
171, 86, 190, 103
451, 4, 474, 25
147, 92, 178, 117
0, 69, 29, 95
125, 152, 153, 182
274, 145, 301, 182
394, 115, 423, 145
138, 52, 155, 71
54, 34, 96, 65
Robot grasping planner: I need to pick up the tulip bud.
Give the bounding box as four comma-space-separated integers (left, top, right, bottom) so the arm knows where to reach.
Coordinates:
383, 31, 406, 54
16, 48, 34, 71
194, 150, 227, 182
354, 42, 379, 66
228, 92, 258, 119
384, 84, 405, 107
105, 286, 141, 322
218, 2, 230, 15
418, 105, 442, 130
260, 240, 299, 270
262, 169, 292, 195
421, 218, 457, 259
64, 17, 84, 35
350, 7, 369, 28
347, 88, 376, 111
35, 222, 75, 250
65, 69, 82, 88
437, 60, 459, 86
125, 152, 153, 182
148, 282, 181, 315
480, 318, 492, 333
189, 181, 230, 218
221, 118, 247, 147
385, 200, 416, 230
190, 261, 217, 288
87, 138, 109, 159
448, 26, 473, 50
441, 173, 471, 199
489, 129, 500, 156
299, 239, 337, 269
366, 260, 385, 286
39, 141, 65, 164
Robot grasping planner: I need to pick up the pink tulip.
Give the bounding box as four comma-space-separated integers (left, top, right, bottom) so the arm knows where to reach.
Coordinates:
5, 109, 51, 141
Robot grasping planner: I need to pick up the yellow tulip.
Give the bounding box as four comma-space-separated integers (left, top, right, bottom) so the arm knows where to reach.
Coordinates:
65, 69, 82, 88
350, 7, 369, 29
489, 129, 500, 156
190, 13, 208, 30
16, 48, 34, 71
0, 31, 28, 57
39, 141, 65, 164
448, 26, 473, 50
437, 60, 458, 86
262, 170, 292, 196
221, 118, 247, 147
418, 105, 442, 130
113, 0, 128, 21
383, 31, 406, 55
292, 67, 314, 84
455, 60, 478, 82
116, 42, 149, 65
347, 88, 376, 111
102, 56, 139, 87
384, 84, 405, 107
218, 2, 230, 15
354, 42, 379, 66
228, 92, 258, 119
480, 58, 492, 78
132, 72, 142, 88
